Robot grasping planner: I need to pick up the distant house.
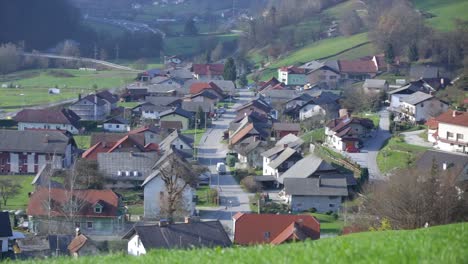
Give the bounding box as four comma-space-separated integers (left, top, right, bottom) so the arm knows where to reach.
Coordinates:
186, 90, 219, 105
0, 130, 76, 174
305, 65, 341, 89
67, 232, 99, 258
388, 80, 436, 110
278, 66, 307, 86
98, 152, 159, 188
159, 107, 193, 130
191, 64, 224, 80
272, 123, 300, 139
284, 91, 340, 121
103, 116, 130, 132
210, 80, 236, 95
395, 92, 448, 122
257, 77, 282, 92
69, 90, 119, 121
278, 154, 353, 212
15, 108, 81, 134
128, 125, 162, 145
338, 58, 378, 80
188, 82, 225, 99
159, 130, 193, 153
82, 133, 155, 160
181, 101, 214, 116
409, 65, 439, 81
0, 212, 12, 253
138, 68, 163, 82
132, 102, 171, 120
123, 220, 231, 256
261, 146, 303, 181
142, 149, 196, 220
428, 110, 468, 154
233, 213, 320, 245
235, 98, 273, 118
325, 116, 374, 151
362, 79, 388, 94
27, 188, 126, 235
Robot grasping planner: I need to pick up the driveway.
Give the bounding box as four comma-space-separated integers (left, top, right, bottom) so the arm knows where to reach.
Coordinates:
197, 90, 255, 231
401, 130, 433, 148
345, 109, 391, 181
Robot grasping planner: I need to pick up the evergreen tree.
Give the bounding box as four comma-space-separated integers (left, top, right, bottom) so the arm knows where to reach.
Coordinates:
238, 74, 248, 88
384, 43, 395, 64
184, 18, 198, 36
223, 57, 237, 83
408, 43, 419, 62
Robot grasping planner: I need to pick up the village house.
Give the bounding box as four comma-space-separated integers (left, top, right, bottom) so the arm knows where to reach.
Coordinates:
362, 79, 389, 94
191, 64, 224, 80
185, 90, 219, 105
337, 59, 378, 80
387, 80, 436, 110
278, 154, 353, 212
271, 122, 301, 139
305, 64, 341, 89
69, 90, 119, 121
428, 110, 468, 154
257, 77, 284, 92
142, 149, 196, 220
0, 212, 12, 255
261, 144, 303, 180
103, 116, 131, 132
132, 102, 172, 120
123, 220, 231, 256
188, 82, 225, 100
138, 68, 163, 82
395, 91, 448, 123
15, 108, 81, 134
159, 130, 193, 153
283, 91, 340, 121
159, 107, 193, 130
325, 116, 374, 151
232, 213, 320, 245
98, 152, 159, 188
128, 125, 162, 145
0, 130, 76, 174
277, 66, 307, 86
27, 188, 126, 235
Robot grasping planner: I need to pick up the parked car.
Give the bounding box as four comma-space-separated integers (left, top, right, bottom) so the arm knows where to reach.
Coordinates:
217, 107, 226, 114
198, 172, 210, 186
216, 162, 226, 175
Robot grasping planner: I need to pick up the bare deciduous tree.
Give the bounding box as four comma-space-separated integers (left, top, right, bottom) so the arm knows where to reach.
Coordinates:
0, 179, 21, 209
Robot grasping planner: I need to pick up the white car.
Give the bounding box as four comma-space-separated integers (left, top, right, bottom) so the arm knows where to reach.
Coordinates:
216, 162, 226, 175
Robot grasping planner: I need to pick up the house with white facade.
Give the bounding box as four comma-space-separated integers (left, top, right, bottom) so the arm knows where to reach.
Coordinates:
325, 116, 374, 151
283, 91, 340, 121
142, 149, 195, 220
397, 91, 448, 122
387, 80, 435, 110
278, 66, 307, 86
261, 134, 304, 180
15, 108, 81, 134
123, 220, 231, 256
69, 91, 119, 121
362, 79, 388, 94
103, 116, 130, 132
0, 130, 76, 174
428, 110, 468, 154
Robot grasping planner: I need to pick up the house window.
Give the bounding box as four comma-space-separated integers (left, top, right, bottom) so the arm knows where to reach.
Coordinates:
264, 232, 270, 240
75, 222, 81, 228
94, 206, 102, 214
420, 103, 424, 107
456, 134, 464, 140
447, 132, 454, 138
330, 76, 337, 80
180, 145, 183, 149
329, 204, 335, 208
150, 134, 154, 139
116, 125, 120, 128
87, 221, 93, 229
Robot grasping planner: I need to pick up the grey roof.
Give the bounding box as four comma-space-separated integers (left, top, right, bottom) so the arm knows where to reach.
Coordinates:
181, 101, 213, 113
402, 91, 434, 105
98, 152, 159, 179
262, 89, 298, 101
141, 103, 172, 112
363, 79, 387, 89
0, 130, 71, 154
210, 80, 236, 93
233, 136, 263, 156
387, 80, 435, 95
278, 154, 336, 184
0, 212, 12, 237
159, 130, 193, 151
147, 83, 181, 94
416, 150, 468, 182
261, 145, 286, 158
159, 107, 194, 119
300, 60, 324, 71
268, 147, 300, 169
146, 96, 182, 106
104, 116, 129, 125
122, 221, 231, 249
283, 177, 348, 196
167, 68, 193, 79
410, 65, 439, 79
276, 134, 304, 149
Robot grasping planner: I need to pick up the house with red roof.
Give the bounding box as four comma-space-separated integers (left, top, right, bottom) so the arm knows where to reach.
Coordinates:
338, 58, 378, 80
232, 213, 320, 245
188, 82, 225, 99
325, 115, 374, 151
427, 110, 468, 154
191, 64, 224, 80
27, 188, 125, 235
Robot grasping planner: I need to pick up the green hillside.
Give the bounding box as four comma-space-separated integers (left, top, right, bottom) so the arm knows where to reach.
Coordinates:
20, 223, 467, 264
413, 0, 468, 31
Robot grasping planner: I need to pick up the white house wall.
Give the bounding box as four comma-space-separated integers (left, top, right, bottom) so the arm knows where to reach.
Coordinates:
18, 122, 79, 134
127, 234, 146, 256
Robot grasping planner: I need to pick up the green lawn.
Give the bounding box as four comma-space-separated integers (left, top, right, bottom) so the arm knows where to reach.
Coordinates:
377, 136, 429, 174
327, 42, 377, 60
182, 129, 206, 146
74, 135, 91, 149
310, 213, 344, 234
116, 189, 144, 215
0, 175, 35, 210
164, 33, 238, 56
19, 223, 467, 263
117, 101, 140, 108
196, 186, 218, 207
413, 0, 468, 31
354, 112, 380, 128
0, 69, 135, 109
301, 128, 325, 144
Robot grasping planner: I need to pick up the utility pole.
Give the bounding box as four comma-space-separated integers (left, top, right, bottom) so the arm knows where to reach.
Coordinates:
94, 43, 98, 60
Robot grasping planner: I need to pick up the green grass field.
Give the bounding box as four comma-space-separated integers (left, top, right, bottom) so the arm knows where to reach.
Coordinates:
196, 186, 218, 207
0, 175, 35, 210
377, 136, 429, 174
74, 135, 91, 149
354, 112, 380, 127
413, 0, 468, 31
19, 223, 467, 263
301, 128, 325, 144
0, 69, 135, 109
311, 213, 344, 233
182, 129, 206, 146
164, 33, 238, 56
327, 42, 377, 60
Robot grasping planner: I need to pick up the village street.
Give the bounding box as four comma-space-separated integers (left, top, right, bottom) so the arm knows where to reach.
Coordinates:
196, 90, 255, 231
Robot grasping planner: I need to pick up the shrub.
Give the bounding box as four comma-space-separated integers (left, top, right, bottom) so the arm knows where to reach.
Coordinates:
309, 207, 317, 213
240, 176, 262, 193
332, 213, 339, 220
262, 202, 289, 214
326, 210, 333, 215
226, 155, 236, 167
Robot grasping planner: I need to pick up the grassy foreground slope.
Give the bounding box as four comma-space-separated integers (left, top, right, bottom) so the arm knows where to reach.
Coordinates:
22, 223, 467, 264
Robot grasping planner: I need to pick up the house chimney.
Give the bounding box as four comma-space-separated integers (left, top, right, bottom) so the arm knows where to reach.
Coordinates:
184, 216, 191, 224
75, 228, 81, 237
297, 218, 304, 228
443, 162, 447, 171
452, 110, 457, 118
283, 144, 288, 148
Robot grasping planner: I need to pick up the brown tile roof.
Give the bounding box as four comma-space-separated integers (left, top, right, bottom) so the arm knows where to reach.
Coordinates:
15, 108, 80, 127
233, 213, 320, 245
67, 234, 88, 253
160, 120, 183, 130
425, 117, 439, 130
338, 59, 377, 74
279, 66, 306, 74
27, 188, 120, 218
192, 64, 224, 76
258, 77, 281, 91
230, 123, 254, 145
272, 122, 301, 132
435, 110, 468, 127
189, 82, 224, 96
83, 133, 147, 160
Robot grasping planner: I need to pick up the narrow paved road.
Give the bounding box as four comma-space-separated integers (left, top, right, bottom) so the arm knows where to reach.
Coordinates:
346, 109, 391, 181
197, 90, 255, 232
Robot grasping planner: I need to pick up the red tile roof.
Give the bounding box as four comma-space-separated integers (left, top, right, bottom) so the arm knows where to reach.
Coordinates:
258, 77, 281, 91
435, 110, 468, 127
27, 188, 120, 218
338, 59, 377, 74
230, 123, 254, 145
192, 64, 224, 76
82, 133, 147, 160
233, 213, 320, 245
425, 117, 439, 130
279, 66, 306, 74
189, 82, 224, 96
